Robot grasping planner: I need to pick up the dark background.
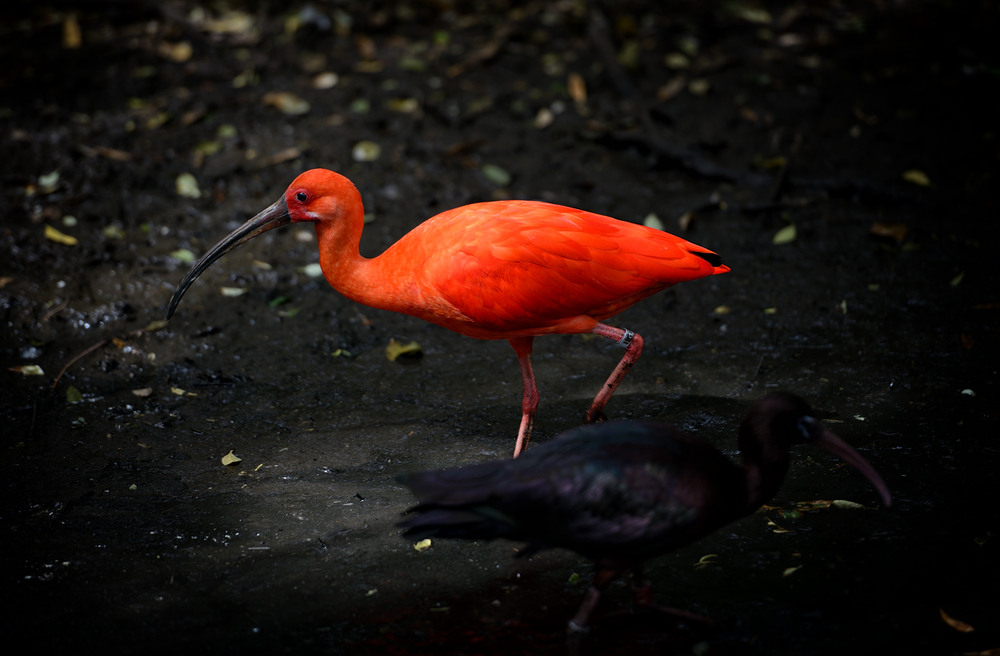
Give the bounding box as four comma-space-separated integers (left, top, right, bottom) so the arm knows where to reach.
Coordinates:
2, 1, 998, 654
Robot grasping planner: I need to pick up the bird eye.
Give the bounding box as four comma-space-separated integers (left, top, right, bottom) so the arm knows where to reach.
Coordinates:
296, 191, 307, 203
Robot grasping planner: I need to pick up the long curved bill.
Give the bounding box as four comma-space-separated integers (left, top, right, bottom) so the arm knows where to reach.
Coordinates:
813, 427, 892, 507
166, 196, 290, 319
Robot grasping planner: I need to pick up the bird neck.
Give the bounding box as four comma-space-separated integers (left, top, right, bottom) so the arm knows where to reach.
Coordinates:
314, 219, 421, 314
739, 433, 791, 512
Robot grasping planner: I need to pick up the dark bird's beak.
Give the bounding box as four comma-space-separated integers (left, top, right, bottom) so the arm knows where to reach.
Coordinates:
813, 427, 893, 507
166, 196, 290, 319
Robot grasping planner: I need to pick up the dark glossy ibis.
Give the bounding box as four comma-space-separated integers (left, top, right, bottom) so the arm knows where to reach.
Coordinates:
397, 392, 892, 631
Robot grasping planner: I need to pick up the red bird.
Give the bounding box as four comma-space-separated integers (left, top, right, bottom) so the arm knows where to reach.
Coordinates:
166, 169, 729, 456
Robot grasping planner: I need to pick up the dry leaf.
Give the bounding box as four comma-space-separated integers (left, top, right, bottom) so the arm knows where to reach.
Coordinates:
642, 213, 665, 231
902, 169, 931, 187
386, 339, 422, 361
221, 450, 242, 466
772, 224, 797, 245
869, 221, 908, 242
263, 91, 311, 116
352, 140, 381, 162
45, 225, 78, 246
9, 364, 45, 376
939, 608, 975, 633
413, 538, 432, 552
567, 73, 587, 104
175, 173, 201, 199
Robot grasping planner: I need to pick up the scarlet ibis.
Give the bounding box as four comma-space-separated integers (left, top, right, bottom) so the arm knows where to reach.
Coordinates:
166, 169, 728, 456
397, 392, 892, 631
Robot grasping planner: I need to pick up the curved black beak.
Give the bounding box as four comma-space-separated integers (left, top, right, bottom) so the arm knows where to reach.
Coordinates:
166, 196, 290, 320
813, 427, 893, 507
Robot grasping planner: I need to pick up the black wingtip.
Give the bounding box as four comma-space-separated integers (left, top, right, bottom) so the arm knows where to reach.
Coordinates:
693, 250, 724, 268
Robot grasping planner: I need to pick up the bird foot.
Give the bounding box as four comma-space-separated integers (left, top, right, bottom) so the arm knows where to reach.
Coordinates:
584, 409, 607, 424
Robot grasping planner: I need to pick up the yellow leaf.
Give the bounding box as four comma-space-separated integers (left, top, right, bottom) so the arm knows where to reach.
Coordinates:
221, 450, 242, 466
413, 538, 432, 552
782, 565, 803, 578
386, 339, 422, 362
45, 224, 78, 246
903, 169, 931, 187
713, 305, 730, 315
772, 224, 797, 245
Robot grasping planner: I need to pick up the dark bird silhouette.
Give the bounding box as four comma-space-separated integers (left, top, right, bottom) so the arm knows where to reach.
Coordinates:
397, 392, 892, 631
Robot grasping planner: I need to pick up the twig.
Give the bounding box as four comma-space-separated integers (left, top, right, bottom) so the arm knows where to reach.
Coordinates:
51, 325, 162, 389
52, 339, 110, 389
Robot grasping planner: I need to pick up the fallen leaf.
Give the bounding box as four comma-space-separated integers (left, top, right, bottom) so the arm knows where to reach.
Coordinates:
643, 213, 665, 231
170, 249, 195, 263
66, 386, 83, 403
869, 221, 908, 242
694, 553, 718, 570
767, 519, 791, 534
782, 565, 803, 578
298, 263, 323, 278
831, 499, 865, 510
939, 608, 975, 633
221, 450, 242, 466
263, 91, 311, 116
220, 286, 247, 297
481, 163, 511, 187
386, 339, 422, 361
713, 305, 730, 315
132, 388, 153, 397
10, 364, 45, 376
772, 224, 797, 245
534, 107, 555, 129
903, 169, 931, 187
688, 78, 711, 96
413, 538, 432, 552
175, 172, 202, 199
567, 72, 587, 104
352, 140, 381, 162
45, 225, 78, 246
63, 13, 82, 48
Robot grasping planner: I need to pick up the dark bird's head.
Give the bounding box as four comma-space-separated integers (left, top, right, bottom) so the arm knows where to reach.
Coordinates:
741, 391, 892, 508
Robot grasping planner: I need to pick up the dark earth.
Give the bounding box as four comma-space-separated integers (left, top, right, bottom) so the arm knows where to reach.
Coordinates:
2, 1, 998, 654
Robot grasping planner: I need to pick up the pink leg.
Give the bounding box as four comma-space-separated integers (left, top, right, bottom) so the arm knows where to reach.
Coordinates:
586, 323, 644, 424
509, 337, 539, 458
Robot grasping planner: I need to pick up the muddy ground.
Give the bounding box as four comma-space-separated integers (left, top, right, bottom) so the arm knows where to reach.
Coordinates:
2, 1, 998, 654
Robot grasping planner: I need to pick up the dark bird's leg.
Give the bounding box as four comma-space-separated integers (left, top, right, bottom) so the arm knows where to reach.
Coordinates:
586, 324, 644, 424
629, 565, 715, 625
568, 565, 625, 633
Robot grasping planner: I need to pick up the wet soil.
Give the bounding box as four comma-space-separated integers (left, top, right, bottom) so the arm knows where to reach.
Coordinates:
2, 1, 999, 654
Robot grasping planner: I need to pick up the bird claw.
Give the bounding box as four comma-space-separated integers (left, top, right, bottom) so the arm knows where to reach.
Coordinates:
585, 409, 607, 424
